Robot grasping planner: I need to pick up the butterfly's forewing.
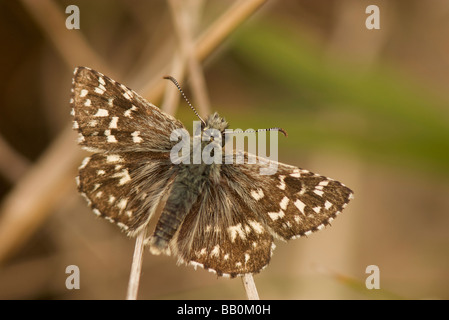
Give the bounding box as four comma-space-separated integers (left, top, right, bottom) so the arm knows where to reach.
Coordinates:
234, 155, 354, 241
71, 67, 181, 233
71, 67, 185, 153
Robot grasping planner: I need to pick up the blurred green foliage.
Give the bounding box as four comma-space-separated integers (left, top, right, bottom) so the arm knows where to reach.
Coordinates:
225, 20, 449, 177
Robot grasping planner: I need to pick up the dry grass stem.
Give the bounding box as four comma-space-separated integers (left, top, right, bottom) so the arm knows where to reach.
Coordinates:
19, 0, 112, 75
0, 135, 30, 183
0, 127, 84, 264
241, 274, 260, 300
161, 51, 185, 115
168, 0, 211, 117
126, 230, 147, 300
194, 0, 267, 61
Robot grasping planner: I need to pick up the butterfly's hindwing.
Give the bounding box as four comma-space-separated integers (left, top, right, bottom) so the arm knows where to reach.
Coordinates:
76, 151, 175, 233
173, 181, 274, 277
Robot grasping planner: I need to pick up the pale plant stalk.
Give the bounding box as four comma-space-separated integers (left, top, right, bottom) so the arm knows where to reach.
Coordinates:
241, 274, 260, 300
126, 230, 146, 300
168, 0, 211, 118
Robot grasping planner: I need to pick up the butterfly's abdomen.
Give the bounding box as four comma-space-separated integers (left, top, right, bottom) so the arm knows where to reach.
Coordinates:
148, 163, 211, 254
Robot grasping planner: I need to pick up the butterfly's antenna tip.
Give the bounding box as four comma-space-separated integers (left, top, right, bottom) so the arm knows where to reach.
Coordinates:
278, 128, 288, 137
163, 75, 206, 125
259, 127, 288, 137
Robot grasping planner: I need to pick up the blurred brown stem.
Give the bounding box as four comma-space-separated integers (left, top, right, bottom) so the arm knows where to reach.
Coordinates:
0, 135, 30, 183
167, 0, 211, 118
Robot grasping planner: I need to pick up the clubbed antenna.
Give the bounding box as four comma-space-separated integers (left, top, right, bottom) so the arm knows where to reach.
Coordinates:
163, 76, 206, 126
231, 127, 288, 137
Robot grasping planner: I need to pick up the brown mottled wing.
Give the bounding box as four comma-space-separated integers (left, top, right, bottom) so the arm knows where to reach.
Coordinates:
172, 180, 275, 277
71, 66, 185, 153
76, 151, 175, 235
171, 152, 353, 277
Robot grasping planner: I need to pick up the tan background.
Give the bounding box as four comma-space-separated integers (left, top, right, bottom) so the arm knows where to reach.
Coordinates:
0, 0, 448, 299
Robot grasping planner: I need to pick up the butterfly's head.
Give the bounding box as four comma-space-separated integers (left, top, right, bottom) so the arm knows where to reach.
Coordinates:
203, 112, 228, 133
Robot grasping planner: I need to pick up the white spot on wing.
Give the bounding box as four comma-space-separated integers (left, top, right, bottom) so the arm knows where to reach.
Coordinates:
278, 175, 286, 190
124, 105, 137, 118
325, 200, 333, 210
248, 220, 264, 234
112, 169, 131, 185
294, 199, 306, 215
106, 154, 123, 163
210, 245, 220, 257
80, 89, 88, 97
268, 209, 285, 221
290, 169, 301, 178
116, 198, 128, 211
109, 117, 119, 129
106, 133, 117, 143
79, 156, 90, 169
117, 222, 128, 230
190, 261, 204, 270
94, 108, 108, 117
94, 86, 105, 94
250, 189, 264, 201
319, 180, 329, 187
228, 223, 246, 242
280, 196, 289, 210
77, 133, 85, 143
132, 131, 143, 143
84, 99, 91, 106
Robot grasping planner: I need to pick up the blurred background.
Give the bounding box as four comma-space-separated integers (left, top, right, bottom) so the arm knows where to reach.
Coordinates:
0, 0, 448, 299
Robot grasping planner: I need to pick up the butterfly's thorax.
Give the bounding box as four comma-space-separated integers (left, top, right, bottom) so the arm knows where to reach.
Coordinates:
150, 113, 227, 253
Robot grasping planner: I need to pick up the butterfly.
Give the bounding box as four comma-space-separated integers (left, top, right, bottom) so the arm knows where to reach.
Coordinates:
71, 66, 353, 278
